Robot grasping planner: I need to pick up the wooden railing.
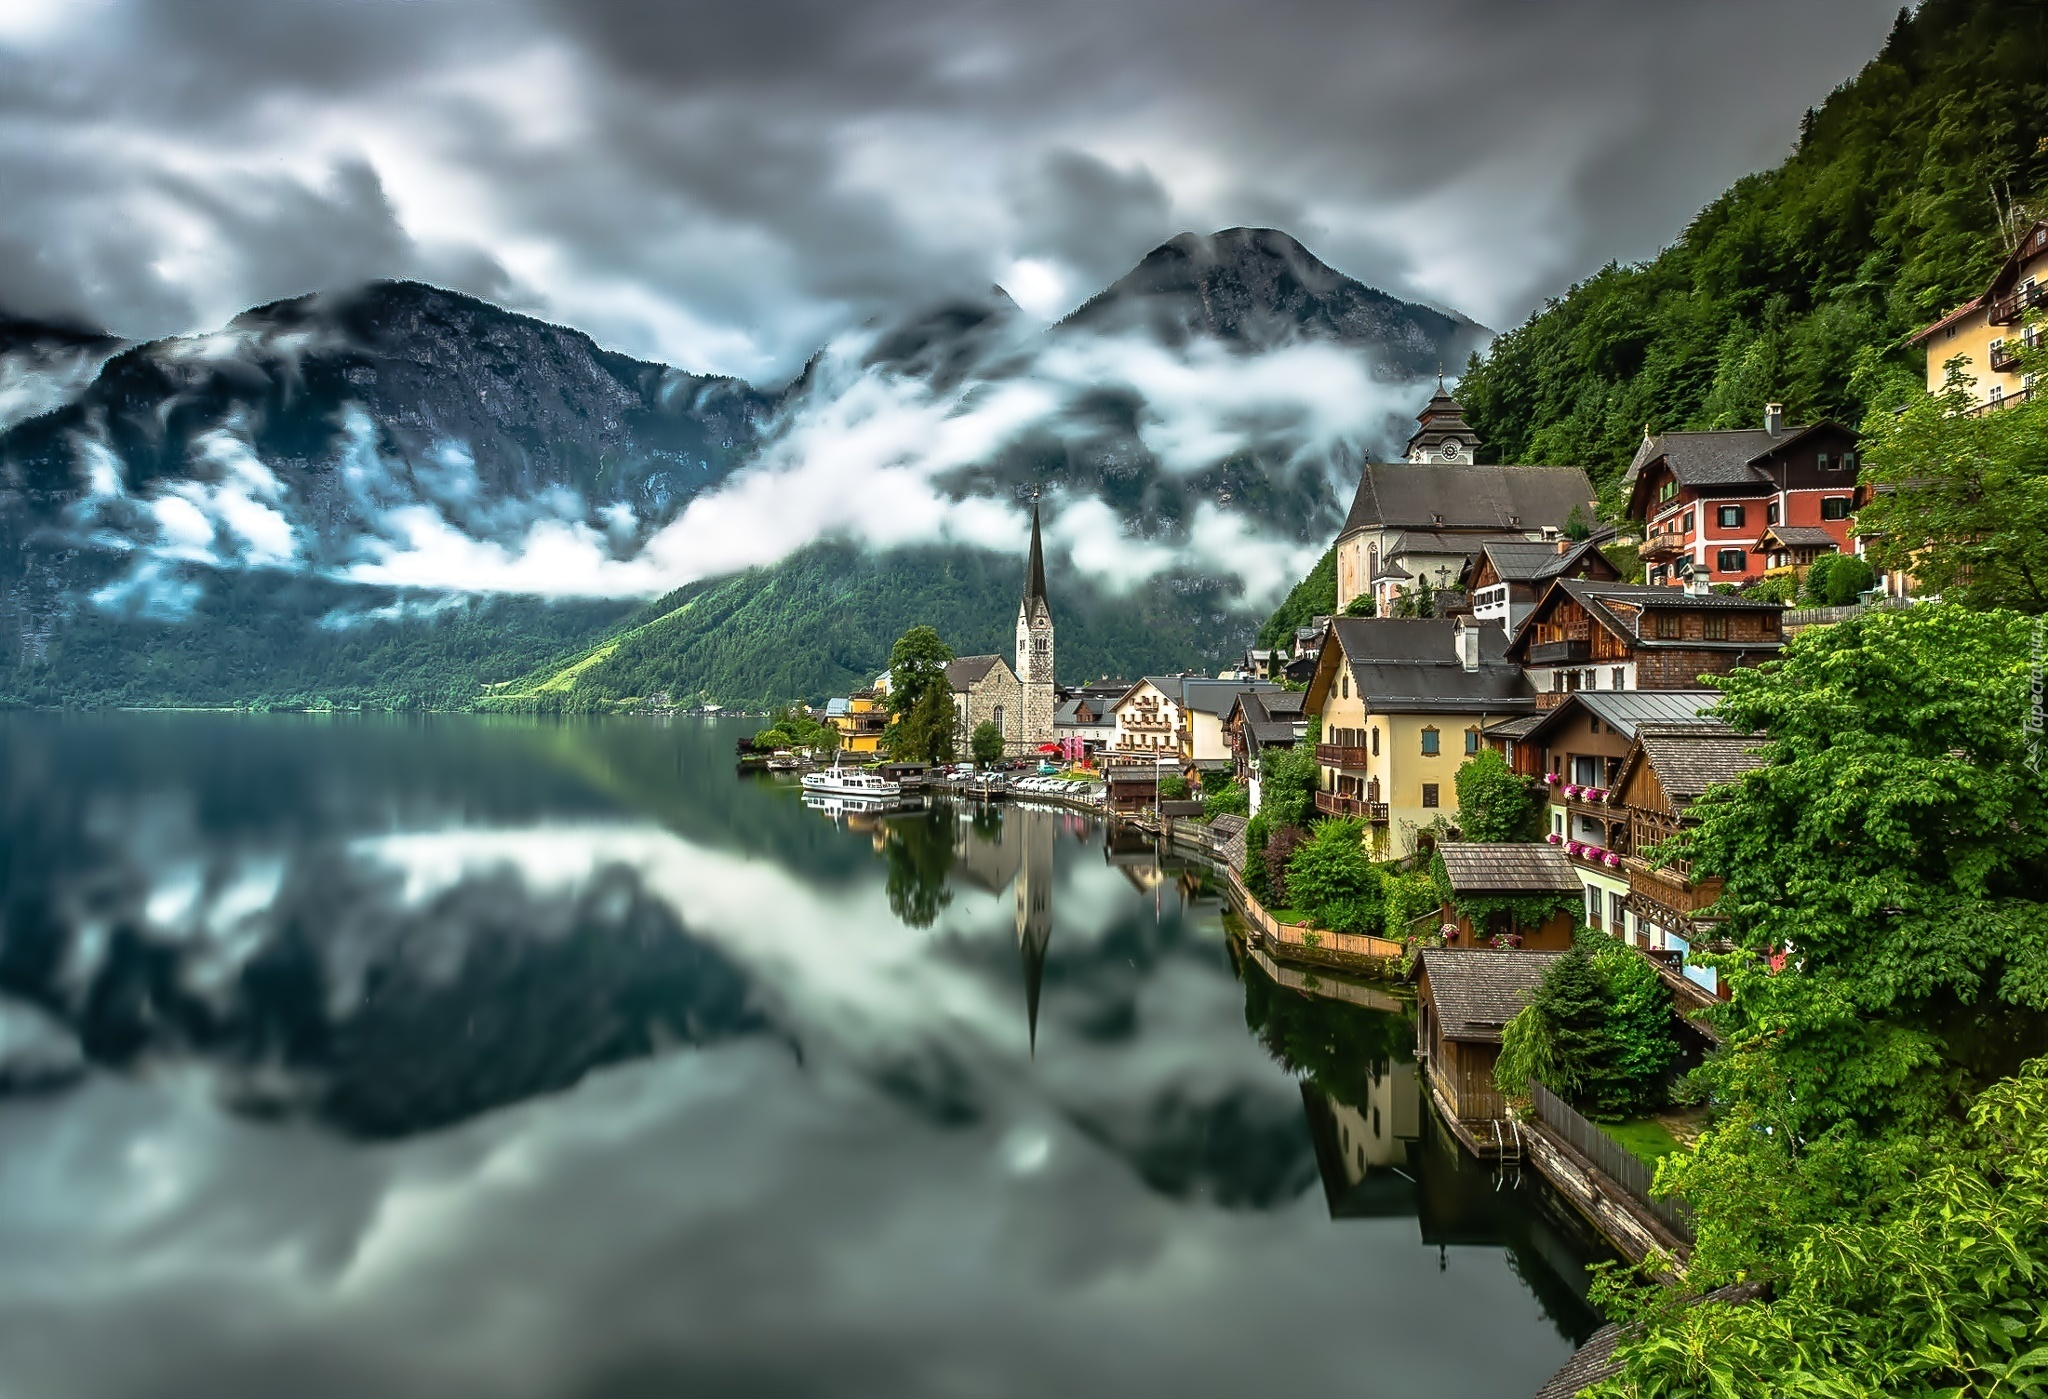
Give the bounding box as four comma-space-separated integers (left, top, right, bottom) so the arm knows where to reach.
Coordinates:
1529, 1081, 1692, 1239
1529, 638, 1592, 665
1315, 742, 1369, 768
1315, 790, 1388, 820
1222, 864, 1403, 963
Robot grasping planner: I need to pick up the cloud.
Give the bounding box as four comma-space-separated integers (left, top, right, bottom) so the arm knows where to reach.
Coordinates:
0, 0, 1902, 376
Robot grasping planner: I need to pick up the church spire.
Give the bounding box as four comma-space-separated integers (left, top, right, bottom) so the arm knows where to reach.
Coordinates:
1023, 499, 1048, 607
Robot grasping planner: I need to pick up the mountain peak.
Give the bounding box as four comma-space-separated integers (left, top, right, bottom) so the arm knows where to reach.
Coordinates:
1059, 227, 1487, 375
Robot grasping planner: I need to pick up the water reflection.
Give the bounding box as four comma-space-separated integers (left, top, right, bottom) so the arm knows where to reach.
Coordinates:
0, 714, 1607, 1399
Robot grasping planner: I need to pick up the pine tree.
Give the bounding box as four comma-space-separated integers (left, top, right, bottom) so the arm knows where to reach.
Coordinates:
1530, 944, 1614, 1104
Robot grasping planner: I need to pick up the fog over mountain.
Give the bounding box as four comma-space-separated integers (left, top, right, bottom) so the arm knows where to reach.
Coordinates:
0, 228, 1485, 704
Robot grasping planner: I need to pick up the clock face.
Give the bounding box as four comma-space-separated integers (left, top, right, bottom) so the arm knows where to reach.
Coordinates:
1440, 441, 1461, 460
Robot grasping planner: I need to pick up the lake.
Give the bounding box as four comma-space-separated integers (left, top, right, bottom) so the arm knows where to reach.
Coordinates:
0, 713, 1610, 1398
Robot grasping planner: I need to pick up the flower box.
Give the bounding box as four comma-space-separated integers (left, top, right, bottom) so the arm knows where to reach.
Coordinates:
1603, 852, 1622, 869
1563, 784, 1581, 799
1545, 832, 1562, 844
1543, 772, 1560, 785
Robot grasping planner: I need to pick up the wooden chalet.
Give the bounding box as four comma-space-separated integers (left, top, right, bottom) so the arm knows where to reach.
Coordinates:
1506, 578, 1784, 706
1224, 688, 1306, 786
1610, 723, 1769, 998
1750, 522, 1840, 580
1433, 842, 1582, 950
1462, 536, 1621, 638
1410, 947, 1563, 1152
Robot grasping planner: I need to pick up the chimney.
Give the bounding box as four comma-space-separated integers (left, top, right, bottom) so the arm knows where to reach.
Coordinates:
1764, 402, 1784, 436
1455, 617, 1480, 672
1685, 572, 1711, 598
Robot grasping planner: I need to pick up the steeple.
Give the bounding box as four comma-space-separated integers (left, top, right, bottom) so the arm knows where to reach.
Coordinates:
1023, 500, 1048, 609
1403, 378, 1482, 464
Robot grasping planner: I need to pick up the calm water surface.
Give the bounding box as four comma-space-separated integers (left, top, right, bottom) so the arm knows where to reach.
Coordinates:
0, 714, 1610, 1398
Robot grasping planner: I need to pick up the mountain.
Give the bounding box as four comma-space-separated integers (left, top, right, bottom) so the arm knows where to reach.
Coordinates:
1064, 227, 1489, 372
0, 231, 1476, 709
1457, 0, 2048, 501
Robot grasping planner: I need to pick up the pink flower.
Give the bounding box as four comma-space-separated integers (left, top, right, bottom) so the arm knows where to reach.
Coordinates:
1544, 772, 1560, 784
1604, 852, 1622, 869
1563, 784, 1581, 799
1546, 832, 1562, 844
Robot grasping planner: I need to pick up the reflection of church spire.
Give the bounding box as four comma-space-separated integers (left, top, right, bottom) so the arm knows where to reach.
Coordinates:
1015, 806, 1054, 1054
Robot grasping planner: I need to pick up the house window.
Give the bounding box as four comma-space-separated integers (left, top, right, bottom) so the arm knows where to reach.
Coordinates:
1821, 497, 1851, 521
1370, 727, 1379, 756
1465, 727, 1480, 755
1703, 613, 1727, 641
993, 705, 1004, 732
1610, 890, 1627, 928
1767, 500, 1780, 525
1716, 548, 1746, 573
1573, 755, 1601, 786
1341, 674, 1349, 699
1421, 783, 1439, 809
1815, 452, 1830, 471
1659, 480, 1678, 503
1647, 566, 1666, 586
1611, 666, 1627, 690
1681, 510, 1695, 534
1717, 505, 1745, 529
1762, 612, 1781, 638
1586, 886, 1601, 927
1420, 727, 1440, 756
1655, 611, 1682, 640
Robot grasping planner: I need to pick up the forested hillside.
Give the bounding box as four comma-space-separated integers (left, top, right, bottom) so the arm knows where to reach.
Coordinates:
1459, 0, 2048, 504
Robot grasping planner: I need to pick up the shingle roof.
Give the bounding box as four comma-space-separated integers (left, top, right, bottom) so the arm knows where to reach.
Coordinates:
1624, 429, 1780, 489
1340, 463, 1596, 539
1509, 580, 1788, 662
1634, 726, 1767, 801
945, 655, 1006, 690
1477, 538, 1613, 583
1232, 690, 1307, 746
1757, 524, 1838, 550
1055, 697, 1111, 727
1179, 678, 1282, 716
1483, 713, 1545, 740
1387, 529, 1524, 557
1436, 842, 1583, 895
1262, 690, 1306, 716
1531, 1284, 1765, 1399
1413, 948, 1564, 1043
1516, 690, 1723, 747
1326, 618, 1535, 714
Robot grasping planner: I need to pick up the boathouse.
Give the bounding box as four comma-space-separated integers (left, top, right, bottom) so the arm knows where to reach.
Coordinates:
1411, 948, 1561, 1145
1434, 842, 1582, 950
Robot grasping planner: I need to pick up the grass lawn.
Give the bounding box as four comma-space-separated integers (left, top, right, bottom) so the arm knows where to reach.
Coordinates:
1266, 908, 1308, 926
1599, 1117, 1685, 1168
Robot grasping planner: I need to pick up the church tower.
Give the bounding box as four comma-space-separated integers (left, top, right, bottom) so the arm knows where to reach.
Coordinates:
1015, 502, 1056, 750
1403, 374, 1482, 463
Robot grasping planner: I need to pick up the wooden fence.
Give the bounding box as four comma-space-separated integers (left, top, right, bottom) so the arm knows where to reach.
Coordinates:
1529, 1080, 1692, 1239
1222, 866, 1404, 962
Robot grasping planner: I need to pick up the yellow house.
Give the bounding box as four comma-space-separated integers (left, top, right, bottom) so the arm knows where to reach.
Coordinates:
828, 690, 888, 755
1910, 220, 2048, 413
1303, 618, 1536, 857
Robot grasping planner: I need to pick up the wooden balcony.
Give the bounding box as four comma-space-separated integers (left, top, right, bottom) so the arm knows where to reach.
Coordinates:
1638, 532, 1684, 560
1316, 790, 1388, 820
1624, 858, 1724, 916
1315, 742, 1369, 768
1988, 283, 2046, 325
1990, 340, 2024, 372
1528, 638, 1592, 666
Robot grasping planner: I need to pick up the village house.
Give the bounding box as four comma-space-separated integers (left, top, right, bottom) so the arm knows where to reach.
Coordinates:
1432, 843, 1583, 950
1505, 577, 1784, 702
1107, 676, 1187, 760
1177, 678, 1281, 767
1610, 723, 1769, 997
1240, 647, 1284, 681
1225, 689, 1307, 787
1332, 386, 1597, 615
1411, 948, 1564, 1147
1623, 405, 1863, 588
825, 689, 889, 755
1909, 218, 2048, 414
1489, 690, 1723, 940
1304, 617, 1535, 857
1052, 693, 1115, 757
1462, 536, 1621, 637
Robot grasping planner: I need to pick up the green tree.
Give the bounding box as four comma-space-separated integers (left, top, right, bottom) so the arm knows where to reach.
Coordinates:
1203, 779, 1250, 819
1342, 593, 1375, 617
1454, 747, 1543, 842
1257, 547, 1337, 649
1857, 371, 2048, 612
891, 681, 958, 764
1564, 503, 1592, 541
969, 719, 1005, 767
1678, 604, 2048, 1136
1257, 717, 1320, 828
1284, 819, 1383, 933
1525, 943, 1614, 1103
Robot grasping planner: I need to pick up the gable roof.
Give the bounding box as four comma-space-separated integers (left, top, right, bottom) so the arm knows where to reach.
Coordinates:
1628, 725, 1768, 802
1055, 697, 1112, 727
1753, 523, 1839, 551
1910, 221, 2048, 343
1311, 618, 1534, 716
1229, 689, 1308, 746
1435, 842, 1582, 895
1623, 420, 1859, 518
1506, 579, 1787, 663
1339, 463, 1595, 540
1179, 678, 1282, 716
1513, 689, 1723, 749
1470, 537, 1621, 587
1412, 948, 1564, 1043
945, 655, 1008, 691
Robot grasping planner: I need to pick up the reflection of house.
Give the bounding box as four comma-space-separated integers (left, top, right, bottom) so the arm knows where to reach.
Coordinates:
1622, 408, 1863, 588
1333, 386, 1596, 614
1506, 578, 1784, 703
1433, 843, 1581, 950
1412, 948, 1562, 1148
827, 690, 889, 754
1908, 219, 2048, 414
1304, 617, 1535, 857
1491, 690, 1722, 938
1301, 1067, 1422, 1217
1612, 724, 1767, 997
1463, 537, 1620, 638
948, 655, 1022, 753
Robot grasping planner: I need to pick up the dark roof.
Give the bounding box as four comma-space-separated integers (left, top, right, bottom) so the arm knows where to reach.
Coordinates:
1909, 293, 1986, 345
1387, 529, 1522, 557
1508, 579, 1788, 662
1755, 524, 1838, 550
1055, 697, 1112, 727
945, 655, 1006, 690
1516, 690, 1722, 747
1436, 842, 1582, 895
1403, 381, 1483, 458
1323, 618, 1535, 714
1531, 1284, 1765, 1399
1483, 713, 1545, 740
1340, 463, 1595, 539
1231, 690, 1307, 746
1412, 948, 1564, 1043
1180, 678, 1282, 716
1624, 429, 1780, 489
1262, 690, 1306, 716
1634, 726, 1767, 801
1475, 538, 1614, 584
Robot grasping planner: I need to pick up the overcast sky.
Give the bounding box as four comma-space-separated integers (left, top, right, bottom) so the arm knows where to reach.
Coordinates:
0, 0, 1902, 381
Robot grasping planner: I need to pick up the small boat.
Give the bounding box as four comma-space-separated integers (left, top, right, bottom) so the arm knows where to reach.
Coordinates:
800, 757, 903, 798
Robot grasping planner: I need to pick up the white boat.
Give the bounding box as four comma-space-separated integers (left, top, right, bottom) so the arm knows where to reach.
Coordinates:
800, 758, 903, 798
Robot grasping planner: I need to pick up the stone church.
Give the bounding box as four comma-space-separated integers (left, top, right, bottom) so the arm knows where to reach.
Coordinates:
949, 504, 1058, 756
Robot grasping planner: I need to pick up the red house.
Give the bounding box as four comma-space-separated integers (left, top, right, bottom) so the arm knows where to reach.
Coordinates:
1623, 405, 1862, 587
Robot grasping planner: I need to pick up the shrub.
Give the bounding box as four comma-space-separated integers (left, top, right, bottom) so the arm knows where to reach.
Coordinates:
969, 719, 1005, 766
1261, 824, 1309, 907
1380, 867, 1441, 940
1158, 773, 1190, 801
1203, 780, 1250, 819
1454, 747, 1544, 842
1284, 819, 1382, 933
